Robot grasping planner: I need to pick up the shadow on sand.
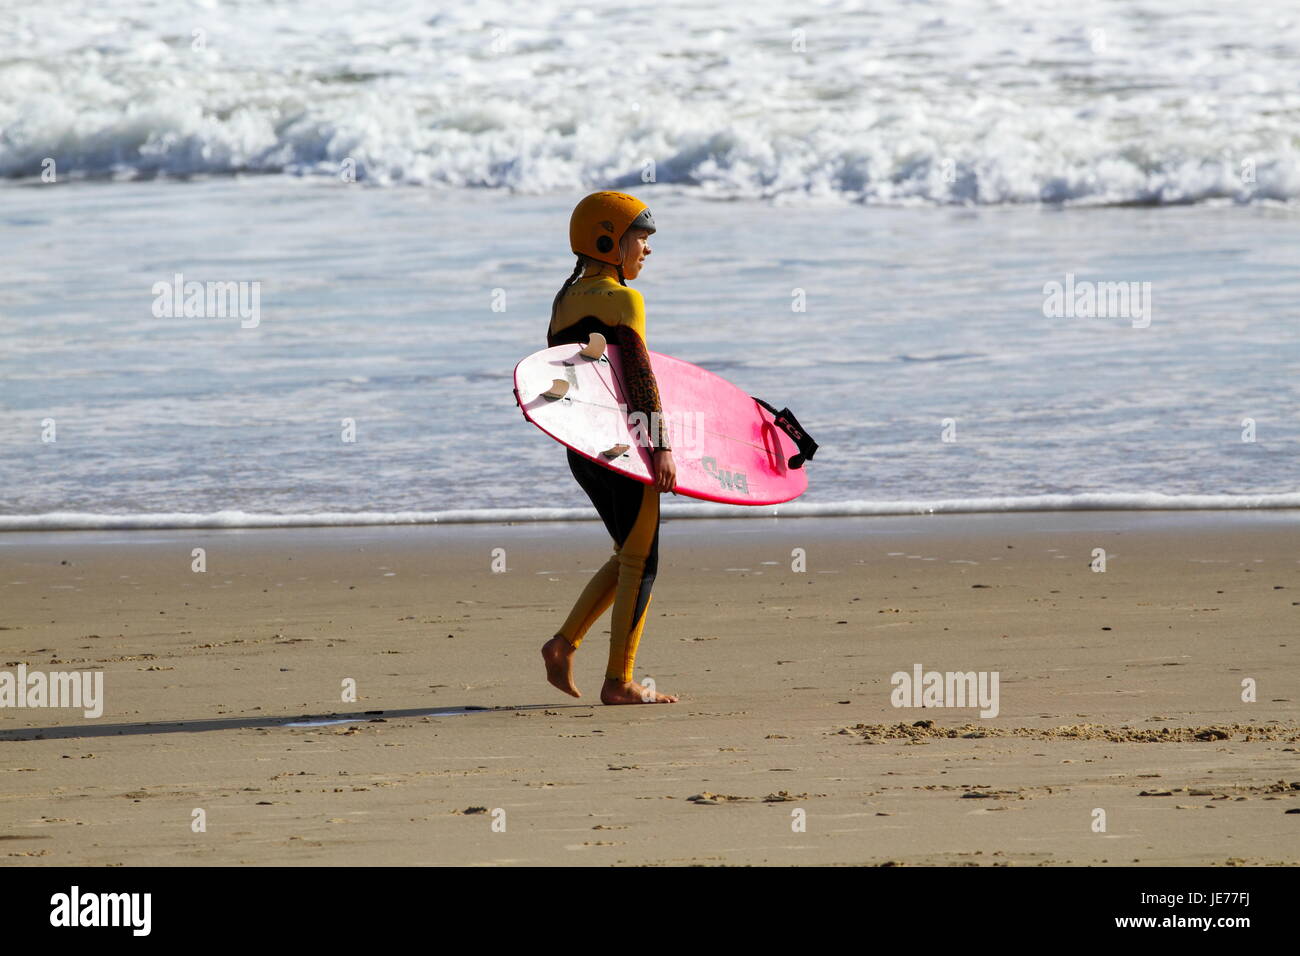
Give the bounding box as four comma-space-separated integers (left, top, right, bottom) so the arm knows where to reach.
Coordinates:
0, 703, 595, 741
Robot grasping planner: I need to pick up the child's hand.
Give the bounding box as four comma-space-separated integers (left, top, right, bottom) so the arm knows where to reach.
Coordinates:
651, 449, 676, 494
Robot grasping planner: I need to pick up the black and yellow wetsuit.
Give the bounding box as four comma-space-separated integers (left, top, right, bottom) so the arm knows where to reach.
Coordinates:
547, 267, 669, 684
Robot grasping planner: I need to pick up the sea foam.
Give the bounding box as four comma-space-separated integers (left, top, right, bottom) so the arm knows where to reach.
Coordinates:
2, 0, 1297, 205
4, 494, 1299, 531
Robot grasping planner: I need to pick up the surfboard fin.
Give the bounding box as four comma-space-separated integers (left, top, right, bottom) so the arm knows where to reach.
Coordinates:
600, 443, 630, 459
542, 379, 570, 400
579, 333, 606, 361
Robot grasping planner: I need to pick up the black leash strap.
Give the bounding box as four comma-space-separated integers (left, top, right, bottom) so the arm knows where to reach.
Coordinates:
753, 397, 819, 469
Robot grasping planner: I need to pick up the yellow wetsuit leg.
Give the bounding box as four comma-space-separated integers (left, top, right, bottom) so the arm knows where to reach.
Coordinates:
555, 557, 618, 648
556, 448, 662, 684
605, 482, 659, 682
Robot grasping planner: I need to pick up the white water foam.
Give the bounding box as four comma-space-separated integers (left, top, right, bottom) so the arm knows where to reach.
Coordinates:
4, 494, 1299, 531
2, 0, 1298, 205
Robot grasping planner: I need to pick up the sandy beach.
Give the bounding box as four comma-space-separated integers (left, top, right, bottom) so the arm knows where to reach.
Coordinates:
0, 511, 1296, 866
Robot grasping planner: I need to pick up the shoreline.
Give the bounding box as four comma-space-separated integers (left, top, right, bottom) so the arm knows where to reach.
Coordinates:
2, 503, 1300, 537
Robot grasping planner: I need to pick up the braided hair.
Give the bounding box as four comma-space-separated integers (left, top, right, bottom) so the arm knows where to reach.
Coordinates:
549, 255, 585, 328
551, 239, 631, 331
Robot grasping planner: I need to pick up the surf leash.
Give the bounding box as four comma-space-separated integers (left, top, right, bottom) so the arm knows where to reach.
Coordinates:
752, 397, 819, 469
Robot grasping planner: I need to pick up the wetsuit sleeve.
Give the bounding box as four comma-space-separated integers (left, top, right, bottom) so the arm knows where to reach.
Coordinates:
613, 290, 670, 452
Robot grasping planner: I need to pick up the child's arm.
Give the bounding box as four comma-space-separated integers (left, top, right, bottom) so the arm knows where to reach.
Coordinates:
614, 289, 670, 451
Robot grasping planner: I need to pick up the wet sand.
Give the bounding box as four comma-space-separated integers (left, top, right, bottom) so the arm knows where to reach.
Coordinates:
1, 512, 1297, 866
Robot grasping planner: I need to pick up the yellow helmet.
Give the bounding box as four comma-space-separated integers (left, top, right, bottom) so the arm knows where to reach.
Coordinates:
569, 191, 656, 266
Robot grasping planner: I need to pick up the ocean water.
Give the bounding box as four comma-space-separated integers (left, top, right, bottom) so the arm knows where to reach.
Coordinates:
2, 181, 1298, 527
1, 1, 1298, 528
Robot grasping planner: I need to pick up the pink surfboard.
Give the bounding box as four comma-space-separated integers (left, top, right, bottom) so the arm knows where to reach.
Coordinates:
513, 335, 811, 505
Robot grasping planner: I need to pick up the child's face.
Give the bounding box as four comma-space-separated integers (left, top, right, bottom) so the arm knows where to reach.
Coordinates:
619, 228, 653, 280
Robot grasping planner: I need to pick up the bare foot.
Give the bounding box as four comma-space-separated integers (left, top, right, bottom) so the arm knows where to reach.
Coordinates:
542, 635, 580, 698
600, 678, 679, 705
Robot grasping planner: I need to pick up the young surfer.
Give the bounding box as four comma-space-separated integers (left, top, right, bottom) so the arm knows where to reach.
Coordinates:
540, 191, 680, 704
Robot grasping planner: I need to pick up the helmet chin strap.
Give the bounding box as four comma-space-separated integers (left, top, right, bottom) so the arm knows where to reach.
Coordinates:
582, 258, 627, 283
583, 237, 630, 284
